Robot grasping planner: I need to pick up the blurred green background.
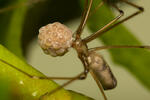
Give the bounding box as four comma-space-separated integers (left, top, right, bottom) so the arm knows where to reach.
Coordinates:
0, 0, 150, 100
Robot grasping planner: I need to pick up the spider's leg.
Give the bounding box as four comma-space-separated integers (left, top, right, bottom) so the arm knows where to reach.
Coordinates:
83, 4, 124, 43
89, 1, 104, 17
121, 0, 144, 11
39, 72, 88, 100
0, 2, 25, 13
90, 70, 107, 100
0, 0, 45, 13
75, 0, 93, 38
88, 45, 150, 100
116, 0, 144, 25
89, 45, 150, 52
0, 58, 89, 80
83, 0, 144, 43
39, 54, 91, 99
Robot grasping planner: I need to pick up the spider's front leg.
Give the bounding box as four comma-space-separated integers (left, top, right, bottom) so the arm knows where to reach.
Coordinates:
89, 45, 150, 52
75, 0, 93, 38
82, 0, 144, 43
83, 3, 124, 43
39, 71, 89, 100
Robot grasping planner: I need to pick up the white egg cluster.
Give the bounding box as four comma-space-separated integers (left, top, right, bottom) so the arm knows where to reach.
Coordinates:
38, 22, 73, 57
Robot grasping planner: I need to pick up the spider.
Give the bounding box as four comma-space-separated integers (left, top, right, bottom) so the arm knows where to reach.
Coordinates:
0, 0, 149, 100
37, 0, 147, 99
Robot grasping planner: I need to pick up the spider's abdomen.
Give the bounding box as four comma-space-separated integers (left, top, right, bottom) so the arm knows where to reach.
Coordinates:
88, 51, 117, 90
38, 22, 73, 57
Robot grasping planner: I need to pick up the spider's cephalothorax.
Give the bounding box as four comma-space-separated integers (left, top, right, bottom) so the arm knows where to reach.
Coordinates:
72, 38, 88, 56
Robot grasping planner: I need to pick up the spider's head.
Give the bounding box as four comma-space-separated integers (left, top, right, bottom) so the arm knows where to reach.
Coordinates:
38, 22, 73, 57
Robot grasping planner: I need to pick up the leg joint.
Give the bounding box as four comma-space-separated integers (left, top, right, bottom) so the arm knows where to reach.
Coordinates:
119, 10, 124, 15
79, 74, 87, 80
119, 10, 124, 16
138, 7, 144, 12
79, 69, 89, 80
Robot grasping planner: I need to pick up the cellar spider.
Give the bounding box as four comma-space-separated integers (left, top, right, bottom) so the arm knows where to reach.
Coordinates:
0, 0, 149, 100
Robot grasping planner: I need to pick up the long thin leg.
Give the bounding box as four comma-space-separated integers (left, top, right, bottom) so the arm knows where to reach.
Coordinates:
78, 53, 107, 100
0, 0, 45, 13
39, 72, 86, 100
89, 45, 150, 52
90, 70, 107, 100
41, 70, 108, 100
0, 2, 25, 13
75, 0, 93, 38
0, 58, 86, 80
39, 54, 91, 99
89, 1, 104, 17
83, 0, 144, 43
83, 4, 124, 43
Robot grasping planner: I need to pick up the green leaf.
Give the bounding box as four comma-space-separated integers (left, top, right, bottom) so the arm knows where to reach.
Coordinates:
70, 90, 94, 100
79, 0, 150, 89
0, 0, 28, 59
0, 78, 11, 100
0, 44, 94, 100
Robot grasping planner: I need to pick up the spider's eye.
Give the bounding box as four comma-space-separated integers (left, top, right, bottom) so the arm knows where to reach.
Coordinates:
38, 22, 73, 57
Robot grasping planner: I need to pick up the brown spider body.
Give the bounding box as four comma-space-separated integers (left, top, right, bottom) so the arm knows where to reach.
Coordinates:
72, 35, 117, 90
38, 21, 117, 91
36, 0, 145, 96
88, 51, 117, 90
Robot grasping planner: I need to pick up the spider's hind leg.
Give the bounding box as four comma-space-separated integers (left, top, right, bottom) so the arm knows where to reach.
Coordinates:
39, 72, 88, 100
75, 0, 93, 38
89, 45, 150, 52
